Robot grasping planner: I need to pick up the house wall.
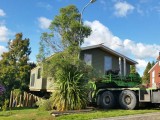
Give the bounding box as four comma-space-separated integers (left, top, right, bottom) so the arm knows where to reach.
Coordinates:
80, 48, 131, 75
149, 61, 160, 88
29, 48, 134, 92
29, 65, 55, 91
29, 66, 47, 91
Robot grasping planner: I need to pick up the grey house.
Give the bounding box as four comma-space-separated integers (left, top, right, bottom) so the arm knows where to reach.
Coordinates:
29, 44, 137, 91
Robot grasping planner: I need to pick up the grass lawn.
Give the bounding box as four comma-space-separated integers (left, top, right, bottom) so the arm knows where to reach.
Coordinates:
0, 107, 53, 120
57, 109, 160, 120
0, 107, 160, 120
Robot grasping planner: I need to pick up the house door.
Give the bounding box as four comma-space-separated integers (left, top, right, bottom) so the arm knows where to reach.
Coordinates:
104, 56, 112, 73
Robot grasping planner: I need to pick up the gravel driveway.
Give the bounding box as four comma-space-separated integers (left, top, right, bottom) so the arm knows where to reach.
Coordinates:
93, 112, 160, 120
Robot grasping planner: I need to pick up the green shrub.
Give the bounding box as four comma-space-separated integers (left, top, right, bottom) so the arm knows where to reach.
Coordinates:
43, 46, 93, 111
36, 99, 52, 111
49, 60, 92, 111
2, 99, 9, 111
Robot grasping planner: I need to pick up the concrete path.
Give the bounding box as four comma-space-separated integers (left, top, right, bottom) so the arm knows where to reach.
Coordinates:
93, 112, 160, 120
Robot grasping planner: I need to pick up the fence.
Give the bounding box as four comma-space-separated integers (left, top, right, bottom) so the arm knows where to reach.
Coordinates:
9, 91, 42, 108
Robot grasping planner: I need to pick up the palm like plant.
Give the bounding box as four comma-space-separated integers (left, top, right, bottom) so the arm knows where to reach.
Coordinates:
50, 63, 89, 111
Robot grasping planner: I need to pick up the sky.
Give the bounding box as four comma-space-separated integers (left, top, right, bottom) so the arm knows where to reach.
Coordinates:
0, 0, 160, 75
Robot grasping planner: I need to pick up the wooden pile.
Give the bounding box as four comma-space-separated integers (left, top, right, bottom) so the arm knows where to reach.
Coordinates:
9, 91, 42, 108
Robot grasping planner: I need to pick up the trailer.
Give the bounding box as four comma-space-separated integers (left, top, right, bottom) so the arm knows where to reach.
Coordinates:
90, 72, 160, 110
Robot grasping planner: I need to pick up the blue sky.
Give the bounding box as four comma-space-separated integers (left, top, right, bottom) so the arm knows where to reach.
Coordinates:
0, 0, 160, 75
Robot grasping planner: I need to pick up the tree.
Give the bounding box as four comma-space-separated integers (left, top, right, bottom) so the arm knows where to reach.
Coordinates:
38, 5, 91, 60
151, 61, 155, 67
37, 5, 92, 111
46, 53, 92, 111
130, 65, 136, 74
130, 65, 141, 84
0, 33, 32, 100
142, 62, 152, 84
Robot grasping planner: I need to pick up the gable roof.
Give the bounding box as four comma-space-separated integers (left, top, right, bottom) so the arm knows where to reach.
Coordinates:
81, 44, 138, 65
148, 61, 159, 73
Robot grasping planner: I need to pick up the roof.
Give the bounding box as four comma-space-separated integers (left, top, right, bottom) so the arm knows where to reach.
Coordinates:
81, 44, 138, 64
148, 61, 159, 73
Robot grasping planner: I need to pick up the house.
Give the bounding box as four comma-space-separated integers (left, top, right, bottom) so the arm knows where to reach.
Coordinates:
29, 44, 137, 92
30, 65, 54, 92
148, 53, 160, 88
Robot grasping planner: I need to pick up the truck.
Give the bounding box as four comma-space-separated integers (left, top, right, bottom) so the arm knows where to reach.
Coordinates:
89, 71, 160, 110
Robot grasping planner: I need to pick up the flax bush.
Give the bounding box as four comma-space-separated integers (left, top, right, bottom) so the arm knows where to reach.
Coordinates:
43, 49, 93, 111
50, 64, 90, 111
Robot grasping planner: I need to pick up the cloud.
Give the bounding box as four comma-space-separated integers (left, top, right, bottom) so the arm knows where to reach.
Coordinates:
83, 20, 160, 75
38, 17, 52, 29
0, 9, 6, 17
0, 25, 9, 42
136, 59, 148, 72
114, 1, 134, 17
0, 45, 7, 58
123, 40, 160, 59
83, 20, 123, 50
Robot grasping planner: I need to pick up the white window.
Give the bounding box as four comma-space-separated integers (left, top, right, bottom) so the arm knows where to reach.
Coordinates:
104, 56, 112, 72
84, 54, 92, 65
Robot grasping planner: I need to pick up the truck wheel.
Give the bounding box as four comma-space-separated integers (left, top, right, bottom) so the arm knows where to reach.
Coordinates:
99, 91, 115, 109
119, 90, 137, 110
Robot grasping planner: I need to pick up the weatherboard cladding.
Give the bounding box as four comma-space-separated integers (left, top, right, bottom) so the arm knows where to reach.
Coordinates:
81, 44, 138, 65
29, 44, 137, 91
80, 47, 131, 75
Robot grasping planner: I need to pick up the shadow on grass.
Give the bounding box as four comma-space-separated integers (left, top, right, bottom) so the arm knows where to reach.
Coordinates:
9, 107, 37, 110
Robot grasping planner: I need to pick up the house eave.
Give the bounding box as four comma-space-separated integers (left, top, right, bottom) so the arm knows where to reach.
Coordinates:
81, 44, 138, 65
148, 62, 158, 73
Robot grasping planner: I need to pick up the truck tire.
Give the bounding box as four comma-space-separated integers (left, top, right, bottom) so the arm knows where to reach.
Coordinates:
119, 90, 137, 110
99, 91, 115, 109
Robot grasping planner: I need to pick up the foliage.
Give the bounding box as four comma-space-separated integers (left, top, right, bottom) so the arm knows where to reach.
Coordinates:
36, 99, 52, 111
44, 51, 93, 111
0, 84, 5, 95
130, 65, 141, 83
151, 61, 155, 67
51, 66, 88, 111
36, 5, 92, 111
130, 65, 136, 74
0, 33, 33, 102
13, 89, 21, 98
37, 5, 91, 61
142, 62, 152, 84
2, 99, 9, 111
0, 84, 5, 107
36, 39, 49, 62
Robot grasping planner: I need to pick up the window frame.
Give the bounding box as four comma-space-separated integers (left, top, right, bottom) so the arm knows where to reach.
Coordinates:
30, 73, 35, 87
104, 56, 112, 73
84, 54, 92, 66
37, 68, 41, 79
